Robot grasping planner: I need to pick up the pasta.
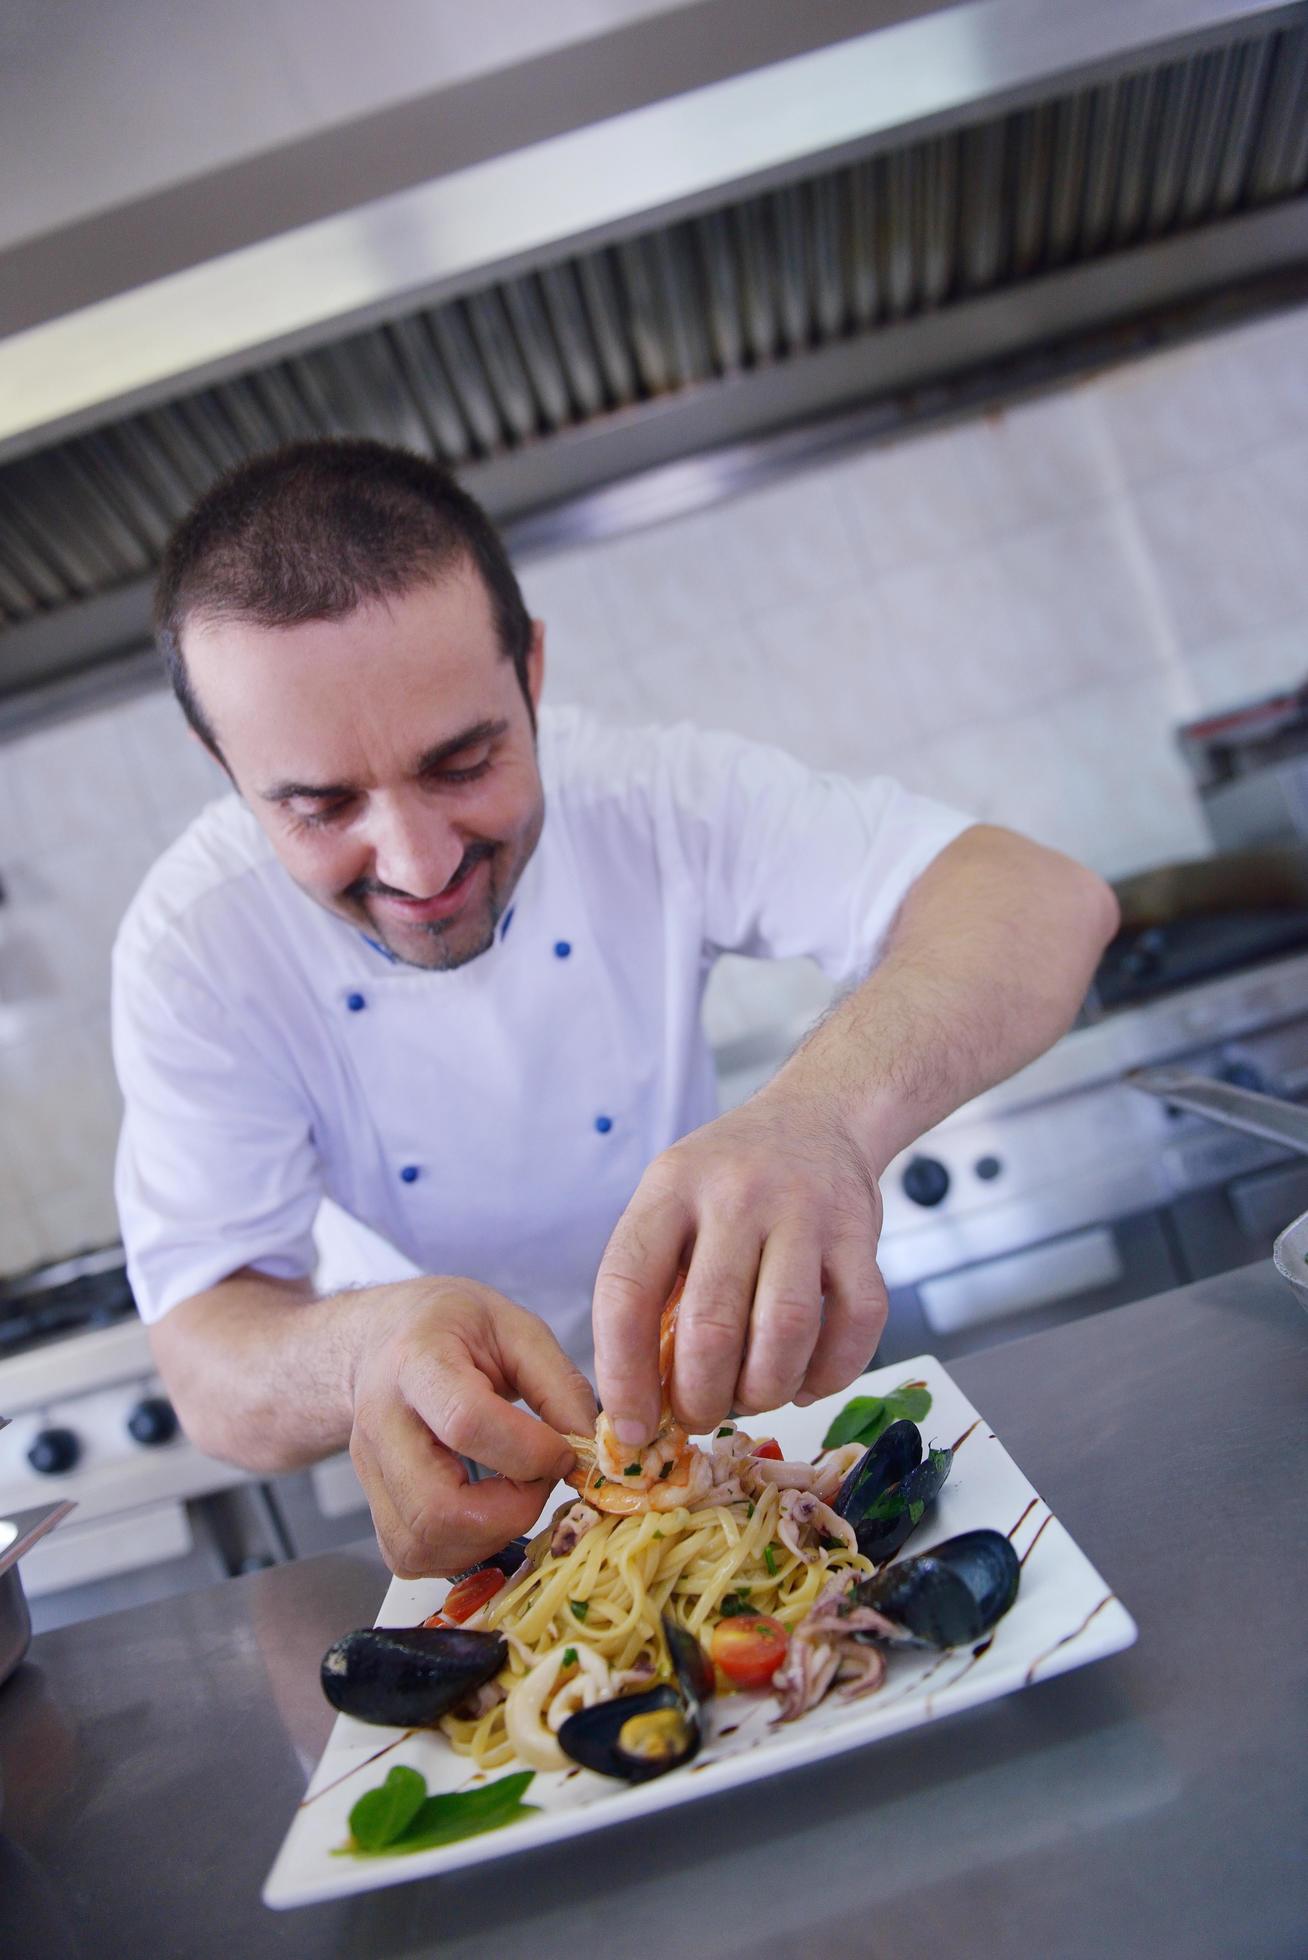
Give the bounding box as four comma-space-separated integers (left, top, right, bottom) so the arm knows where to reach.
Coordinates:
440, 1471, 873, 1770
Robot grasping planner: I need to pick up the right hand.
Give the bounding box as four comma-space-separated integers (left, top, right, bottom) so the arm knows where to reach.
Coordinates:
348, 1277, 597, 1578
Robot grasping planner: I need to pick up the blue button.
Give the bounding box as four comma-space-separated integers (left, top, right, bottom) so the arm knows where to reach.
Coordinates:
594, 1115, 613, 1135
346, 992, 367, 1012
399, 1165, 420, 1184
554, 940, 572, 959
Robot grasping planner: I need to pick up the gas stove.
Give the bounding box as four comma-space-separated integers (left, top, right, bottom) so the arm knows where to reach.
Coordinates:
0, 1245, 139, 1361
0, 1252, 369, 1630
871, 940, 1308, 1360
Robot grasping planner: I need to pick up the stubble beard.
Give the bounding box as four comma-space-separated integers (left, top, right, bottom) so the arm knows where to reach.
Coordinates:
357, 799, 544, 973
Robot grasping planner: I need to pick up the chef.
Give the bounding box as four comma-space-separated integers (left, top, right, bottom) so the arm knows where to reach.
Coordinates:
112, 438, 1118, 1578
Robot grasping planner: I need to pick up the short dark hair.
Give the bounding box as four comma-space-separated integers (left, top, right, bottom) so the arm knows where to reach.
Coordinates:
153, 438, 532, 755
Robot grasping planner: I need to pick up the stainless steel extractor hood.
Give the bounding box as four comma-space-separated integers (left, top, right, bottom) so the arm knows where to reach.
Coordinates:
1, 0, 1306, 716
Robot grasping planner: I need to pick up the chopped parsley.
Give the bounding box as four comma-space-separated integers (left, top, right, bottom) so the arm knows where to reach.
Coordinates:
623, 1462, 642, 1476
718, 1588, 753, 1617
562, 1647, 578, 1667
745, 1501, 756, 1519
569, 1599, 589, 1622
763, 1543, 779, 1577
716, 1425, 735, 1438
658, 1459, 674, 1480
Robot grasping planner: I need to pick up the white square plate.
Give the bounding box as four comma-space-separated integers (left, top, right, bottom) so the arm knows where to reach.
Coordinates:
264, 1354, 1136, 1909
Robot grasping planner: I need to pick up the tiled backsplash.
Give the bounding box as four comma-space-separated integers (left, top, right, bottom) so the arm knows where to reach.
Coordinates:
2, 301, 1307, 1275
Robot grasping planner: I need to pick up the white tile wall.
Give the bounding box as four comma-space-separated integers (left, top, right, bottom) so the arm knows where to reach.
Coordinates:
2, 298, 1307, 1275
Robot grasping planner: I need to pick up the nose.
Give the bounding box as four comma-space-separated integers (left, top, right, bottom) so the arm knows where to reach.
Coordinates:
368, 792, 464, 897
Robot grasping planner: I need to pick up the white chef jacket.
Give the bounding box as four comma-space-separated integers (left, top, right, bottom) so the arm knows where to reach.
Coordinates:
112, 707, 971, 1367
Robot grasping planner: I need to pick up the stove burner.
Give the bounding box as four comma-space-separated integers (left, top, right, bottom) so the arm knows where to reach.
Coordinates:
0, 1249, 138, 1360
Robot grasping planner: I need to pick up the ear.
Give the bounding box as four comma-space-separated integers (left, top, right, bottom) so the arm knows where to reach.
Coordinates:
526, 618, 546, 711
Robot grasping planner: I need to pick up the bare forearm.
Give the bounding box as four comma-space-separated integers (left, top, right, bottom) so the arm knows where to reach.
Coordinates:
146, 1270, 378, 1472
769, 825, 1119, 1175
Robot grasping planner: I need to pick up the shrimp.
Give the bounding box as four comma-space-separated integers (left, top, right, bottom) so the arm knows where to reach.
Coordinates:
565, 1275, 715, 1516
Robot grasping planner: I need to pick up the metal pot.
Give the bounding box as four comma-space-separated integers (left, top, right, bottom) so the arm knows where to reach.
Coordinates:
0, 1561, 32, 1687
0, 1488, 77, 1690
1129, 1066, 1308, 1309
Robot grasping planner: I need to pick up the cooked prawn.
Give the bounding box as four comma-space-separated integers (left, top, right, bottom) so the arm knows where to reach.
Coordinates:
565, 1275, 715, 1515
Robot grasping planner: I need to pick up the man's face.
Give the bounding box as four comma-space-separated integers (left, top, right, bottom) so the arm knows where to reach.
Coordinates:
182, 568, 546, 970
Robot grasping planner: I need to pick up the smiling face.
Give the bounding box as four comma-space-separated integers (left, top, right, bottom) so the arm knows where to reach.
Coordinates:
182, 567, 546, 970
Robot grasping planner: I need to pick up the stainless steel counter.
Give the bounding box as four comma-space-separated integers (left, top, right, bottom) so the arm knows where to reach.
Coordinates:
2, 1262, 1305, 1959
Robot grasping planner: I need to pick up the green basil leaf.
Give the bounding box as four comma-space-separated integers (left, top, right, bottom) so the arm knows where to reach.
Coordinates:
821, 1395, 886, 1450
348, 1765, 428, 1851
341, 1771, 539, 1859
884, 1383, 932, 1426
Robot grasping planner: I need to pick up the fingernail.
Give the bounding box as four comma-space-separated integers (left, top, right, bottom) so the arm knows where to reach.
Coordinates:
612, 1418, 649, 1446
794, 1391, 817, 1407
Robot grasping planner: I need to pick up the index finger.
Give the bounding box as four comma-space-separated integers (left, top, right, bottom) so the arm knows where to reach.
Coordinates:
365, 1424, 553, 1577
592, 1189, 690, 1446
482, 1296, 598, 1442
407, 1344, 577, 1484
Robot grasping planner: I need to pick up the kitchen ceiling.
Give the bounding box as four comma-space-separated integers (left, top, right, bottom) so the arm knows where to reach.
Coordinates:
1, 0, 1306, 713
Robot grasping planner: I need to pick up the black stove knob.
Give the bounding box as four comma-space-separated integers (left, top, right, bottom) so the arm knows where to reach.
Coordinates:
127, 1396, 179, 1447
27, 1427, 81, 1476
902, 1156, 951, 1207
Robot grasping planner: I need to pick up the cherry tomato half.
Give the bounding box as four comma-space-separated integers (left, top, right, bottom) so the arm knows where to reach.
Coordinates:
752, 1439, 784, 1462
711, 1613, 789, 1688
442, 1568, 506, 1623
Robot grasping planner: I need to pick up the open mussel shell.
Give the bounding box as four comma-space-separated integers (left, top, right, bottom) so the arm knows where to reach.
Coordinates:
834, 1420, 922, 1522
835, 1420, 952, 1560
557, 1682, 697, 1783
321, 1624, 507, 1727
557, 1617, 709, 1783
852, 1529, 1020, 1649
850, 1444, 954, 1563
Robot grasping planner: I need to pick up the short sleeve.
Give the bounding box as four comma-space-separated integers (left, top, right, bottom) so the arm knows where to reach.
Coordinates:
112, 941, 323, 1323
655, 724, 974, 984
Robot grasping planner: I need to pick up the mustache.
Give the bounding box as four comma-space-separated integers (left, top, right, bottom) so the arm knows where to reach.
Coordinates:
344, 840, 495, 904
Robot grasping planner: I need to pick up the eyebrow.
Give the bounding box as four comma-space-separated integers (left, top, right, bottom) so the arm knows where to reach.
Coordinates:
260, 719, 509, 804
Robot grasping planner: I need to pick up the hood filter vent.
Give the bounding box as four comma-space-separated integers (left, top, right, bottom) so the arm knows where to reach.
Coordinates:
1, 15, 1306, 641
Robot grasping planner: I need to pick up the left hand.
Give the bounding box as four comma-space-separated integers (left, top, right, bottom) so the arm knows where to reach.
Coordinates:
591, 1087, 888, 1443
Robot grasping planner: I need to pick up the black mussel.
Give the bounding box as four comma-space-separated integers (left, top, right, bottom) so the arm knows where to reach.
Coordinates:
834, 1420, 923, 1522
664, 1618, 715, 1705
450, 1537, 530, 1585
852, 1529, 1020, 1649
557, 1618, 709, 1783
835, 1420, 952, 1559
321, 1624, 507, 1727
848, 1443, 954, 1563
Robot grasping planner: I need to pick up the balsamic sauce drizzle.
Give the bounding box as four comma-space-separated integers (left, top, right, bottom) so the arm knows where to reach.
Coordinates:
1024, 1593, 1115, 1684
1019, 1513, 1053, 1567
299, 1728, 416, 1808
